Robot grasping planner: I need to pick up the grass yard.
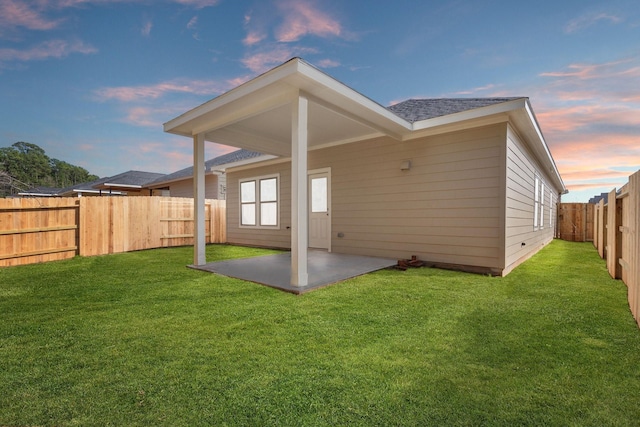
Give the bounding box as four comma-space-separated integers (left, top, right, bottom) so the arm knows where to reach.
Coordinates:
1, 240, 640, 426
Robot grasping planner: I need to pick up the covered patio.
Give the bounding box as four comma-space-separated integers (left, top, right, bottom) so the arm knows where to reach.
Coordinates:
164, 58, 412, 290
190, 250, 397, 294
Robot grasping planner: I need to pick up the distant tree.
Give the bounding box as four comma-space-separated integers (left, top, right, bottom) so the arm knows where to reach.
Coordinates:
11, 141, 51, 184
50, 158, 97, 188
0, 142, 99, 195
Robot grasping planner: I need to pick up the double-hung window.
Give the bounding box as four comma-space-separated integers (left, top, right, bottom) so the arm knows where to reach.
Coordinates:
539, 182, 545, 229
534, 176, 546, 230
240, 174, 279, 228
534, 177, 540, 229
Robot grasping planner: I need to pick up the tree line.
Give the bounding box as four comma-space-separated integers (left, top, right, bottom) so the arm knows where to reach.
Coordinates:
0, 142, 99, 193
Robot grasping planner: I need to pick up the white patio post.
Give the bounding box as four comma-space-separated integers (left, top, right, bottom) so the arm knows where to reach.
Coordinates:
193, 132, 206, 266
291, 93, 309, 286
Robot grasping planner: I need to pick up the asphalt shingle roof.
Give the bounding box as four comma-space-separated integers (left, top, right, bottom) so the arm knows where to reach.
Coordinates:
148, 149, 263, 186
387, 98, 524, 123
99, 170, 165, 187
57, 176, 111, 194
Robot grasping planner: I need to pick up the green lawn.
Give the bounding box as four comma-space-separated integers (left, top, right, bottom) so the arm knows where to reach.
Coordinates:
1, 240, 639, 426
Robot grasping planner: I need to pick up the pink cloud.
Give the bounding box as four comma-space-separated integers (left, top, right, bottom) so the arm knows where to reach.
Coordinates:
0, 0, 63, 33
317, 58, 340, 68
540, 59, 632, 80
274, 0, 344, 42
94, 78, 235, 102
0, 39, 97, 62
125, 107, 160, 127
243, 30, 266, 46
537, 104, 640, 133
55, 0, 219, 7
242, 48, 292, 73
452, 84, 498, 96
564, 12, 622, 34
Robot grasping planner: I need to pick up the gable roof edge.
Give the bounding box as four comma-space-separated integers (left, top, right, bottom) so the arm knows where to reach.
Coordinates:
409, 98, 527, 133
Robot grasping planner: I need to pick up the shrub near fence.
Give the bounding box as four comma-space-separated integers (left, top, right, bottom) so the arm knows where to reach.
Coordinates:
592, 170, 640, 328
0, 197, 226, 267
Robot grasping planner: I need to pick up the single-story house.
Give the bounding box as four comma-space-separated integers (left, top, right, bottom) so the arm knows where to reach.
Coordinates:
145, 149, 273, 199
164, 57, 566, 286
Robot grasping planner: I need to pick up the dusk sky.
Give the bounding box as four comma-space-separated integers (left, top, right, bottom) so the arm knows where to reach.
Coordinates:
1, 0, 639, 202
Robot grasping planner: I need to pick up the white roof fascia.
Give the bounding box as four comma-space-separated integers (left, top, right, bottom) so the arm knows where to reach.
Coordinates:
409, 98, 527, 134
102, 183, 143, 189
522, 100, 566, 192
71, 189, 125, 195
405, 114, 508, 141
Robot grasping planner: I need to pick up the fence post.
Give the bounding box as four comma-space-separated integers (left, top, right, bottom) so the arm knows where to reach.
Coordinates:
606, 188, 618, 278
599, 199, 607, 259
629, 171, 640, 327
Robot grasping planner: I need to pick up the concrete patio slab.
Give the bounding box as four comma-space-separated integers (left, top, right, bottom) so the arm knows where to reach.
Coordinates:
190, 250, 397, 294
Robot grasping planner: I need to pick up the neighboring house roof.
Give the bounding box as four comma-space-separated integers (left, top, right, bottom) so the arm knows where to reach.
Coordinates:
57, 171, 163, 196
92, 170, 165, 190
387, 98, 524, 123
588, 192, 609, 204
146, 149, 268, 188
17, 186, 61, 197
56, 177, 108, 196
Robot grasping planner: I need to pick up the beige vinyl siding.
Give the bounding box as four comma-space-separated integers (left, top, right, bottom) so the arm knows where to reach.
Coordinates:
227, 123, 506, 272
227, 163, 291, 248
169, 175, 219, 199
504, 124, 556, 274
320, 125, 504, 271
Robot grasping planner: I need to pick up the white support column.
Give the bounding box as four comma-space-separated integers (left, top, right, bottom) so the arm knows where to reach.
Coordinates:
291, 93, 309, 286
193, 133, 206, 266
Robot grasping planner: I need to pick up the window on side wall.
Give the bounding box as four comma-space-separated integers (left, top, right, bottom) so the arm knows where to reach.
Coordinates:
539, 181, 545, 229
534, 176, 540, 229
240, 175, 279, 228
549, 191, 554, 229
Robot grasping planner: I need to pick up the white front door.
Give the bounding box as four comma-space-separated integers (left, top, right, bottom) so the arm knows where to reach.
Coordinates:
308, 170, 331, 250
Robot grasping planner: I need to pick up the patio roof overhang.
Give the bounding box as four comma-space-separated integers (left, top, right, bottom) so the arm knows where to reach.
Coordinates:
164, 58, 413, 155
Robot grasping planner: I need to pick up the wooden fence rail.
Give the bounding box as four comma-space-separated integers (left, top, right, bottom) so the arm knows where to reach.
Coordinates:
590, 170, 640, 328
0, 197, 226, 267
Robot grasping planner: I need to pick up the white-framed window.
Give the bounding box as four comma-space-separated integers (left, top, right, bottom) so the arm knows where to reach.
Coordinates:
240, 174, 279, 228
534, 176, 540, 229
539, 181, 545, 229
549, 191, 553, 229
534, 176, 547, 231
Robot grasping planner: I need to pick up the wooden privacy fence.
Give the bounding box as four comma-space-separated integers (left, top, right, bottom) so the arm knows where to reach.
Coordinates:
0, 198, 79, 267
592, 170, 640, 328
557, 203, 594, 242
0, 197, 226, 267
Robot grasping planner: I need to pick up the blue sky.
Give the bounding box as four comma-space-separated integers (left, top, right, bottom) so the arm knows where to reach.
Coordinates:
1, 0, 639, 202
